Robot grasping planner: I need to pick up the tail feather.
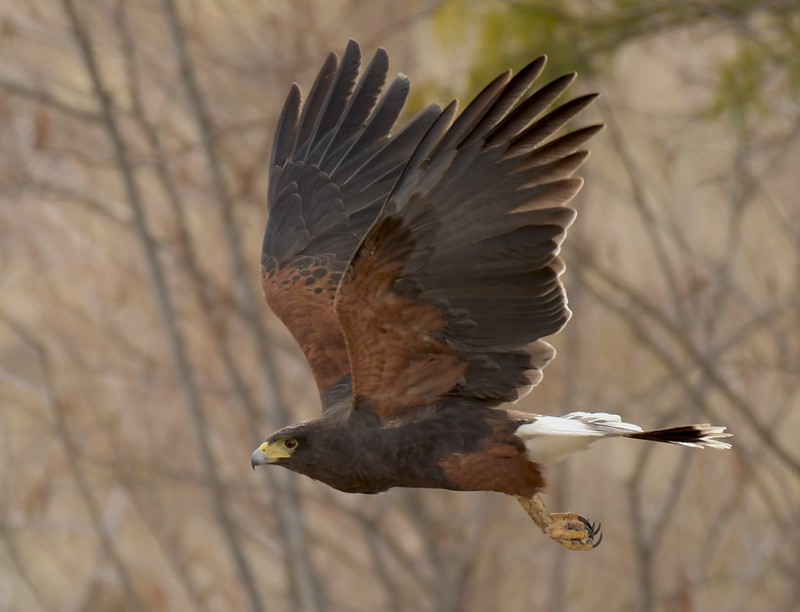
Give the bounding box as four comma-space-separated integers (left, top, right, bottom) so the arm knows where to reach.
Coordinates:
628, 424, 732, 450
515, 412, 732, 464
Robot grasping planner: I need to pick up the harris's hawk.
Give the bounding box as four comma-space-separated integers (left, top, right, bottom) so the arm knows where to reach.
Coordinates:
251, 41, 731, 550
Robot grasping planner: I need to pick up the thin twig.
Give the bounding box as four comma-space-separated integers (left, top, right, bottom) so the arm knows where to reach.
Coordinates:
0, 77, 101, 122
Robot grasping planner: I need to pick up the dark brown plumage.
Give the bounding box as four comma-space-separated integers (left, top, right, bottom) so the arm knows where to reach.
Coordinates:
252, 41, 731, 550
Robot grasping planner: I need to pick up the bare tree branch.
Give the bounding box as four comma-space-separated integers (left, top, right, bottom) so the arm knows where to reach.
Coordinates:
158, 1, 325, 609
0, 76, 101, 122
57, 1, 265, 610
1, 316, 142, 611
572, 248, 800, 476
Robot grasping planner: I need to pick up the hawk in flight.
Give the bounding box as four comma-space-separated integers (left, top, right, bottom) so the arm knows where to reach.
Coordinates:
251, 41, 731, 550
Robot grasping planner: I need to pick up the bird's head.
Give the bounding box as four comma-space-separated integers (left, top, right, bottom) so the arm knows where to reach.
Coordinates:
251, 423, 310, 469
250, 414, 382, 493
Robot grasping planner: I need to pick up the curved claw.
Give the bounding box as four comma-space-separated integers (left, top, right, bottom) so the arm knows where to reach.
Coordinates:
577, 516, 602, 537
578, 515, 593, 531
576, 515, 603, 547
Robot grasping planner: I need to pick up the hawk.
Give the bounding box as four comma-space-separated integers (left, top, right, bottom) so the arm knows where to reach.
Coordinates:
251, 41, 731, 550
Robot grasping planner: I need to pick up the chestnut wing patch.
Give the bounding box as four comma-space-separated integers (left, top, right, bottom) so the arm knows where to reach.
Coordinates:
263, 256, 348, 395
335, 217, 469, 419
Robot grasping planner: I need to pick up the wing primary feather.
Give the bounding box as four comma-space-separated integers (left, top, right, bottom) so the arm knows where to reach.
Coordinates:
388, 101, 458, 212
516, 124, 604, 165
486, 73, 577, 145
335, 103, 441, 189
429, 70, 511, 158
295, 52, 339, 159
351, 74, 410, 147
327, 73, 410, 178
318, 48, 390, 172
458, 55, 548, 146
269, 84, 301, 175
509, 93, 600, 154
305, 40, 362, 165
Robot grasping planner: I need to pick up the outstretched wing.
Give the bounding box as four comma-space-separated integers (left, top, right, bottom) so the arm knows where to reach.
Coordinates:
262, 40, 439, 404
334, 56, 603, 420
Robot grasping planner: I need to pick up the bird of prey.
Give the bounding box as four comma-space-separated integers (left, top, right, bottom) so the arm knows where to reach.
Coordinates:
251, 40, 731, 550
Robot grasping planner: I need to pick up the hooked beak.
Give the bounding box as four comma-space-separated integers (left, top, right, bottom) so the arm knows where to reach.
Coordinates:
251, 442, 289, 469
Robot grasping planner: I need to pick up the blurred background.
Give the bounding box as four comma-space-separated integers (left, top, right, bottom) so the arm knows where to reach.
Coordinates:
1, 1, 799, 610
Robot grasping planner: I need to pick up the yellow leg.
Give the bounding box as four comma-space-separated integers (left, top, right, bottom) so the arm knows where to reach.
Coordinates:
514, 493, 602, 551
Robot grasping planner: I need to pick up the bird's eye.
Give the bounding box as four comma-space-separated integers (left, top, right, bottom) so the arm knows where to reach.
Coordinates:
284, 438, 298, 450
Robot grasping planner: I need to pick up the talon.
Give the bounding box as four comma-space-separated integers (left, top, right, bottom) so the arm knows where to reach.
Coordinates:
575, 515, 601, 542
515, 494, 602, 552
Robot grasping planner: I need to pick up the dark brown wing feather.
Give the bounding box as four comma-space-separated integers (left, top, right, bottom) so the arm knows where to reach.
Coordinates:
262, 40, 439, 402
335, 56, 603, 420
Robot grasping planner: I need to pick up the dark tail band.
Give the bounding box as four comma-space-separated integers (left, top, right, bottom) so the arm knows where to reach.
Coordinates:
628, 424, 732, 449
